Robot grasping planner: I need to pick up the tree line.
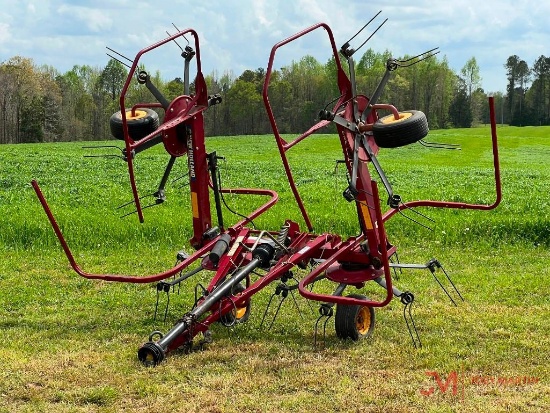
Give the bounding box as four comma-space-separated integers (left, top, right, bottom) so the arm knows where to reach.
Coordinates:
1, 50, 549, 144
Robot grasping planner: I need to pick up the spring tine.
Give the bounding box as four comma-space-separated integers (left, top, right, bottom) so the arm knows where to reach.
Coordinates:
260, 293, 277, 330
404, 301, 422, 348
314, 314, 323, 347
400, 203, 436, 223
106, 46, 134, 63
163, 291, 170, 323
344, 10, 382, 45
396, 208, 434, 231
430, 269, 457, 306
289, 289, 303, 319
83, 154, 125, 160
353, 18, 388, 54
396, 47, 440, 67
154, 287, 161, 321
419, 139, 461, 150
396, 46, 439, 63
267, 295, 287, 331
322, 315, 331, 346
117, 191, 158, 209
119, 201, 160, 219
438, 263, 465, 302
106, 54, 132, 69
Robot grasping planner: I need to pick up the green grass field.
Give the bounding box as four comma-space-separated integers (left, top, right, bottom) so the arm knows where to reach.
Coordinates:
1, 125, 549, 412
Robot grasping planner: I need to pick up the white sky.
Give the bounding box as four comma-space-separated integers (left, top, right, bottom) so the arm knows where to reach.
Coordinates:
1, 0, 549, 93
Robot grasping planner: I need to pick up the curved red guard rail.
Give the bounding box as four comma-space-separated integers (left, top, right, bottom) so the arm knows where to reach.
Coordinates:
262, 23, 351, 232
382, 96, 502, 222
31, 180, 278, 283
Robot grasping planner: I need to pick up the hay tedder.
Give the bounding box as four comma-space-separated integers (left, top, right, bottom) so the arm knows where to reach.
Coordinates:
32, 15, 501, 366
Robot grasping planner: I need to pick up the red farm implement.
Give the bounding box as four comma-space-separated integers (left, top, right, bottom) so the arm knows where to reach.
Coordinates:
32, 14, 501, 366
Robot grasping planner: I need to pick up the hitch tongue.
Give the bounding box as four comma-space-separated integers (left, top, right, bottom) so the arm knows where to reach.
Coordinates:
138, 242, 276, 366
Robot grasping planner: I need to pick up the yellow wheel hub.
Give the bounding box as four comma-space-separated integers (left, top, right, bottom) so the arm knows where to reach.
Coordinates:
379, 111, 413, 125
355, 306, 371, 335
234, 306, 247, 320
125, 109, 149, 120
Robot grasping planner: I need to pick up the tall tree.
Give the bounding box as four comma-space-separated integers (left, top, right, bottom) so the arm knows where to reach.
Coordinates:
460, 57, 483, 124
530, 55, 550, 124
99, 59, 128, 101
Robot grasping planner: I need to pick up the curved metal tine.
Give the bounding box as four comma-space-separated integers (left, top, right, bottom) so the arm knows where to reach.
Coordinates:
163, 291, 170, 323
117, 190, 160, 210
105, 47, 134, 68
83, 145, 126, 160
83, 154, 125, 160
260, 293, 278, 330
399, 202, 435, 223
291, 275, 315, 313
396, 47, 440, 67
419, 139, 461, 150
344, 10, 382, 46
404, 302, 422, 348
119, 199, 163, 218
166, 30, 184, 53
389, 253, 402, 281
288, 289, 304, 319
438, 264, 465, 302
314, 315, 323, 347
172, 23, 191, 47
353, 18, 388, 55
82, 145, 124, 151
322, 314, 332, 346
428, 269, 457, 306
396, 206, 434, 231
267, 295, 287, 331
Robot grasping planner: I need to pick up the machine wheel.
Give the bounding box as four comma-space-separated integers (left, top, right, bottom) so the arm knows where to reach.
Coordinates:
109, 108, 160, 141
372, 110, 428, 148
335, 294, 375, 340
220, 283, 251, 325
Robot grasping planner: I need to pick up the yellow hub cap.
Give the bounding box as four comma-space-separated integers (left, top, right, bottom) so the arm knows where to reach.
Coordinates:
125, 109, 148, 120
379, 112, 412, 125
356, 306, 371, 335
234, 306, 247, 319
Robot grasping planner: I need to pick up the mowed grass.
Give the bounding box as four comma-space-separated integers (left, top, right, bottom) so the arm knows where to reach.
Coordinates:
0, 125, 549, 412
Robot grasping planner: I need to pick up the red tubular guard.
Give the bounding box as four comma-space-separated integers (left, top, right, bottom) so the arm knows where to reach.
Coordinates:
383, 96, 502, 222
31, 180, 278, 283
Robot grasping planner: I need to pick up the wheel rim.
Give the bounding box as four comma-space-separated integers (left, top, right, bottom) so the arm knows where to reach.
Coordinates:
379, 112, 413, 125
125, 109, 149, 120
355, 306, 371, 335
234, 306, 247, 320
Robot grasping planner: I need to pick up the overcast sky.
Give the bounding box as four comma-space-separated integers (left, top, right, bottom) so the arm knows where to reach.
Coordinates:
1, 0, 548, 93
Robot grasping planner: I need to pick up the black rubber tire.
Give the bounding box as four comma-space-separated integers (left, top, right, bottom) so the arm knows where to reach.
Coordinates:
109, 108, 160, 141
335, 294, 375, 340
372, 110, 428, 148
220, 283, 251, 325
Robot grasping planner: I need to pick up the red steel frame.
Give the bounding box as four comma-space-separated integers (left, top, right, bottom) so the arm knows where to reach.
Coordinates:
31, 23, 502, 363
